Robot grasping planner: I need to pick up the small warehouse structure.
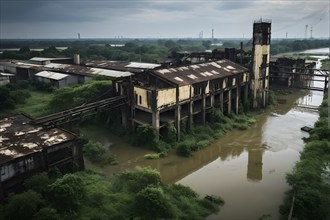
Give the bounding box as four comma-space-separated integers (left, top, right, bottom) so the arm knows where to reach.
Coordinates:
34, 70, 78, 88
0, 73, 14, 86
0, 114, 84, 200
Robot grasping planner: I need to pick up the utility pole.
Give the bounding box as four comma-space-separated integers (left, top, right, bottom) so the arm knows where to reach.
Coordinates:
310, 26, 313, 39
305, 25, 308, 39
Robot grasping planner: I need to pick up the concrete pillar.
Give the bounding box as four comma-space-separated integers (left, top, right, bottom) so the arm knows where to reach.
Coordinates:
235, 87, 239, 114
210, 93, 215, 107
188, 101, 194, 130
121, 106, 128, 128
202, 94, 206, 125
151, 90, 159, 139
228, 90, 232, 114
152, 111, 160, 140
220, 91, 224, 113
244, 85, 249, 106
175, 105, 181, 141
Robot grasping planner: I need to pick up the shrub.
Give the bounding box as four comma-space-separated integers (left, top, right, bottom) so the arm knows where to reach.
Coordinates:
144, 153, 160, 160
163, 122, 177, 144
4, 190, 44, 220
135, 124, 158, 149
135, 186, 174, 219
83, 140, 117, 166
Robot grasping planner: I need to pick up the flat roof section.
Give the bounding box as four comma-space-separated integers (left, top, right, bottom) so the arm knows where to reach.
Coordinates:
0, 114, 76, 165
35, 71, 68, 81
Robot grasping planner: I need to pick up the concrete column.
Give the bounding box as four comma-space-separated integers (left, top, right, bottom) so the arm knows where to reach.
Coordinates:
202, 94, 206, 125
188, 101, 194, 130
235, 87, 239, 114
220, 91, 224, 113
210, 93, 215, 108
151, 90, 159, 139
228, 90, 232, 114
152, 111, 160, 140
121, 106, 128, 128
244, 85, 249, 106
175, 105, 181, 141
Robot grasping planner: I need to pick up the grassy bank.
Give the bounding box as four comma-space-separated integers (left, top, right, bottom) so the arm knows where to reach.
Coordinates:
15, 91, 53, 118
279, 97, 330, 219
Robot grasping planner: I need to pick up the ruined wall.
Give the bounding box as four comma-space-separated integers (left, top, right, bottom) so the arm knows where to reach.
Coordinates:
134, 87, 151, 109
179, 85, 191, 101
157, 88, 176, 108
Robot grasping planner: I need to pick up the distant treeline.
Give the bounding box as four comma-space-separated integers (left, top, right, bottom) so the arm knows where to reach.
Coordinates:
270, 39, 329, 55
0, 38, 329, 63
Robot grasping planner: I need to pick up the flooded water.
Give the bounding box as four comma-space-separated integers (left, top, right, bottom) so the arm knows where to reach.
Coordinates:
83, 48, 327, 220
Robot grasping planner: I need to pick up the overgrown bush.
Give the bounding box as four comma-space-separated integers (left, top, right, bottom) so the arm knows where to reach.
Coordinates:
83, 140, 118, 166
135, 124, 158, 149
163, 122, 177, 144
48, 80, 113, 112
1, 168, 223, 220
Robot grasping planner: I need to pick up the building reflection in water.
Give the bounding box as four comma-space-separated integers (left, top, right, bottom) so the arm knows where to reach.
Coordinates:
247, 148, 264, 181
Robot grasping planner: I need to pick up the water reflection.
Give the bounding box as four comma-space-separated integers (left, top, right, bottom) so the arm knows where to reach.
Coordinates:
247, 148, 263, 181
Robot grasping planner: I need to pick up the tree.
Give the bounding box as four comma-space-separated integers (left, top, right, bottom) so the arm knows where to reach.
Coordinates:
4, 190, 44, 220
135, 186, 174, 219
47, 174, 85, 212
33, 207, 61, 220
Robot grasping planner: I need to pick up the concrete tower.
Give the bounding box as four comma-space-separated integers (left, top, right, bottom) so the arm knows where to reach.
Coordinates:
251, 19, 271, 108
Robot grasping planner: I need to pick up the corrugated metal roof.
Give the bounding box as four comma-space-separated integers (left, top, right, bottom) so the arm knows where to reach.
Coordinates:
44, 63, 134, 78
152, 59, 248, 86
0, 114, 76, 165
85, 60, 160, 73
30, 57, 71, 62
35, 71, 68, 80
0, 72, 15, 76
125, 62, 161, 69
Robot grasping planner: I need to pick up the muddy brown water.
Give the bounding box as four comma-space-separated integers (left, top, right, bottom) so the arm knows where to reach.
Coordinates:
83, 88, 322, 219
83, 53, 326, 219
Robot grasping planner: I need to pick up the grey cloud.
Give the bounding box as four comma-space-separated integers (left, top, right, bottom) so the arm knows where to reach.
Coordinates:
218, 1, 254, 11
1, 0, 153, 23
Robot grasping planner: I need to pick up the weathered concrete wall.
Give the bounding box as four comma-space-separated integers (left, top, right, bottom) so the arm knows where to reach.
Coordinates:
134, 87, 151, 109
179, 85, 191, 101
157, 88, 176, 108
252, 44, 270, 108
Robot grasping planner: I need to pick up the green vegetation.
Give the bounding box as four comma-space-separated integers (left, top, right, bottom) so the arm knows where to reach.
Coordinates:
279, 97, 330, 219
83, 140, 118, 166
0, 80, 113, 118
0, 167, 224, 220
321, 58, 329, 70
15, 91, 54, 118
48, 80, 112, 112
0, 80, 54, 117
271, 39, 329, 55
176, 109, 256, 157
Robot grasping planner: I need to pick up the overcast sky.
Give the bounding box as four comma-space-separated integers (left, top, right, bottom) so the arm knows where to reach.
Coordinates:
1, 0, 329, 39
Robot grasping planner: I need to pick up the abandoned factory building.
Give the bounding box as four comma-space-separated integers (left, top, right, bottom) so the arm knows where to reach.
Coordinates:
127, 59, 249, 139
0, 114, 84, 200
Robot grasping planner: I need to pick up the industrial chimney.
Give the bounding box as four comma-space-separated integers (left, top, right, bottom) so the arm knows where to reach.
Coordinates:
251, 19, 271, 108
73, 54, 80, 65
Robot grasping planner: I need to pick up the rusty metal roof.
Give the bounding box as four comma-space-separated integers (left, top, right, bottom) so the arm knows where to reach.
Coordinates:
152, 59, 248, 86
85, 60, 160, 73
35, 71, 68, 81
0, 114, 76, 165
44, 63, 133, 78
